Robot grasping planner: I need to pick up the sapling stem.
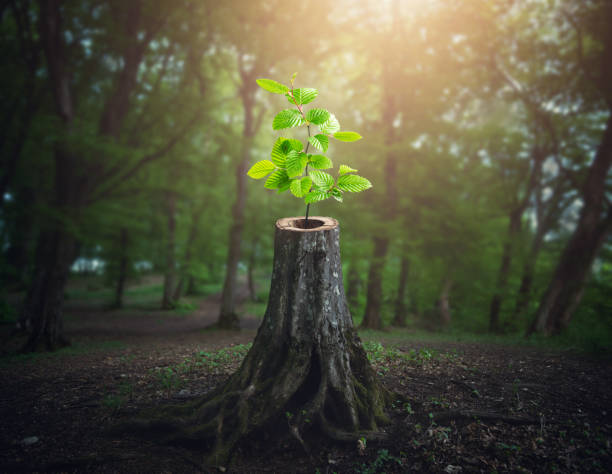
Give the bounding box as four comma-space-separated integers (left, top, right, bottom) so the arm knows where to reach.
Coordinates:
304, 124, 311, 224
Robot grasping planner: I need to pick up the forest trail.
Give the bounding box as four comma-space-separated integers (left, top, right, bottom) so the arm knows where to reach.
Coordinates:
63, 281, 261, 344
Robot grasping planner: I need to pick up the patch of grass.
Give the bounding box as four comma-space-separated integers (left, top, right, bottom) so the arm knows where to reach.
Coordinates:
355, 449, 403, 474
359, 326, 612, 355
149, 343, 254, 397
0, 339, 125, 366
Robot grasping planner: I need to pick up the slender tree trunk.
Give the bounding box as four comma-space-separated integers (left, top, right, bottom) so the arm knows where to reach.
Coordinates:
437, 278, 453, 327
361, 2, 400, 329
185, 275, 196, 296
488, 210, 522, 332
218, 69, 257, 329
528, 116, 612, 336
392, 256, 410, 327
113, 228, 129, 309
512, 231, 545, 319
361, 237, 389, 329
137, 217, 390, 466
161, 192, 176, 310
173, 204, 205, 301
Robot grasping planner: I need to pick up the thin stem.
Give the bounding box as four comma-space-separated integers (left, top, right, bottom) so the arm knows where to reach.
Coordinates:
288, 86, 312, 224
304, 124, 311, 223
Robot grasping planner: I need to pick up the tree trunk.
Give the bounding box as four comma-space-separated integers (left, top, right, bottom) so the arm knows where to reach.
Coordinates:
392, 256, 410, 327
488, 210, 522, 333
161, 192, 176, 310
136, 217, 390, 466
361, 237, 389, 329
437, 278, 453, 327
113, 228, 129, 309
173, 203, 205, 301
361, 1, 400, 331
217, 68, 257, 329
185, 275, 196, 296
20, 229, 76, 351
528, 116, 612, 336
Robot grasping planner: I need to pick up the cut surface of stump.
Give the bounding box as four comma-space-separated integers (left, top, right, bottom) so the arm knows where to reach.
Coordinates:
137, 216, 390, 465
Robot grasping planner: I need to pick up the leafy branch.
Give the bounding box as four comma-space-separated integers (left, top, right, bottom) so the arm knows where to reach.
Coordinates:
247, 75, 371, 221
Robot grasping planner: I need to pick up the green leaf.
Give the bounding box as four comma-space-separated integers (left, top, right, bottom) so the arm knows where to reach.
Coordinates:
273, 109, 305, 130
304, 190, 329, 204
247, 160, 276, 179
331, 188, 343, 202
309, 155, 333, 170
280, 138, 303, 154
319, 114, 340, 134
339, 164, 358, 175
308, 134, 329, 152
290, 176, 313, 198
256, 78, 289, 94
333, 131, 362, 142
309, 170, 335, 191
306, 108, 330, 125
286, 151, 308, 178
337, 174, 372, 192
265, 169, 290, 190
271, 138, 287, 167
286, 88, 318, 105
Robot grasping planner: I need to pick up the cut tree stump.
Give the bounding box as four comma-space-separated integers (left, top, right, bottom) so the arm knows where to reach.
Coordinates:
135, 217, 391, 466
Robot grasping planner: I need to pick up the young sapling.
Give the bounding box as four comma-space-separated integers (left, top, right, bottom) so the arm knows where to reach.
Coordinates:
247, 74, 372, 224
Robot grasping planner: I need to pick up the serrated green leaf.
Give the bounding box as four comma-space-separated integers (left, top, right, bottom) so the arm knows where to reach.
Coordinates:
247, 160, 276, 179
331, 188, 343, 202
309, 170, 335, 191
339, 164, 358, 175
280, 138, 303, 154
256, 78, 289, 94
337, 174, 372, 192
304, 190, 329, 204
265, 169, 290, 190
271, 138, 287, 167
277, 180, 291, 193
273, 109, 305, 130
290, 176, 313, 198
286, 151, 308, 178
286, 88, 318, 105
309, 155, 333, 170
320, 114, 340, 134
306, 108, 330, 125
333, 131, 362, 142
308, 134, 329, 152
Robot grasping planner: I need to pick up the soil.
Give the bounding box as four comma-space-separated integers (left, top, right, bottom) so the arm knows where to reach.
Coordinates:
1, 289, 611, 473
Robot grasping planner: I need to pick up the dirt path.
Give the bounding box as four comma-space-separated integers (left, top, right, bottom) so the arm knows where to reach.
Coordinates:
63, 283, 261, 345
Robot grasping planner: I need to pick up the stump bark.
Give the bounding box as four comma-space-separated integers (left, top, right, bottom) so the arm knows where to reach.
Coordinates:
147, 217, 390, 466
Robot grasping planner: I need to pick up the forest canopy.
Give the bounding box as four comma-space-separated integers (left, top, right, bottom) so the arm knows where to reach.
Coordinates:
0, 0, 611, 351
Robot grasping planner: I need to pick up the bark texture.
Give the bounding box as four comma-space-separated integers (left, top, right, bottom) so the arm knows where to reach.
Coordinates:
135, 217, 390, 466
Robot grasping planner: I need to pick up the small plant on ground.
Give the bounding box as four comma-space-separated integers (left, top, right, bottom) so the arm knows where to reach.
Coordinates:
248, 74, 372, 222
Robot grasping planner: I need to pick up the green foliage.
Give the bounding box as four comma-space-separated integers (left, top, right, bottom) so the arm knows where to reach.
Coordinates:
248, 75, 372, 212
355, 449, 403, 474
308, 134, 329, 152
255, 78, 289, 94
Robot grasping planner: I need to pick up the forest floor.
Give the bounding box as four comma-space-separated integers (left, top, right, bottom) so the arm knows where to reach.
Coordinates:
1, 284, 611, 473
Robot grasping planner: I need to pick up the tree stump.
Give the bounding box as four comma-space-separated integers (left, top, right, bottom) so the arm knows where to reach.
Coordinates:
145, 217, 390, 466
